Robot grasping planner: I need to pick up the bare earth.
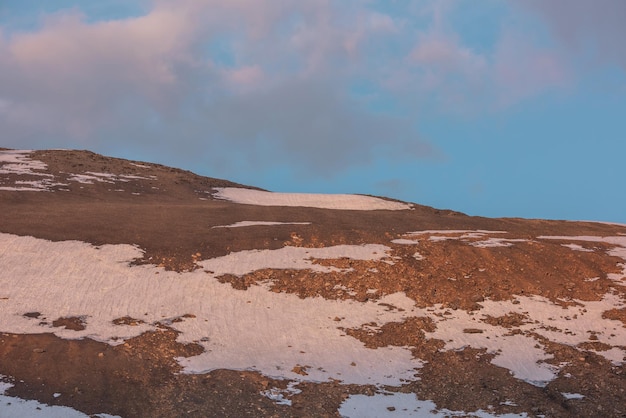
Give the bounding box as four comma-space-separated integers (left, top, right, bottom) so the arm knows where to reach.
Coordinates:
0, 149, 624, 417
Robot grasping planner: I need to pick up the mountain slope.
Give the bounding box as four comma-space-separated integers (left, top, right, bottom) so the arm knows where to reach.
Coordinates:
1, 149, 625, 417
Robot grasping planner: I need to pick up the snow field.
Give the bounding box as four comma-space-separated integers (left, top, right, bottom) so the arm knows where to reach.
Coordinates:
1, 229, 625, 412
0, 233, 421, 386
212, 187, 414, 210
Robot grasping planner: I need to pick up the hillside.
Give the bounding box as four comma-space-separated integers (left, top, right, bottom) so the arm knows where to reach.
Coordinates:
1, 149, 625, 417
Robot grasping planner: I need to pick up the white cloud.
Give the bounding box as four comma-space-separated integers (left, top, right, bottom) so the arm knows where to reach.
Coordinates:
1, 0, 614, 179
0, 1, 433, 175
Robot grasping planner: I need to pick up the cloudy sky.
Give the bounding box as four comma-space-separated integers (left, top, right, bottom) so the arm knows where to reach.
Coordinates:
1, 0, 625, 222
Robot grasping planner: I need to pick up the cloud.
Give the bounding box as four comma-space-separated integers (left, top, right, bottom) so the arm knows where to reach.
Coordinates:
0, 6, 202, 140
1, 0, 611, 182
518, 0, 626, 68
492, 31, 571, 106
0, 1, 434, 178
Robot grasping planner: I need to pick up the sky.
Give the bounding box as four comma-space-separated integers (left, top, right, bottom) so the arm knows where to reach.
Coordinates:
0, 0, 625, 223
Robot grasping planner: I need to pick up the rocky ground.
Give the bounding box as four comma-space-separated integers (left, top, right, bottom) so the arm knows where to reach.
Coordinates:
0, 149, 624, 417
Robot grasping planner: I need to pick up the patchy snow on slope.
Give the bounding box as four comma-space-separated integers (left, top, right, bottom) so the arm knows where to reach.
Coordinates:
561, 243, 593, 252
0, 150, 47, 175
0, 150, 67, 191
0, 150, 155, 192
391, 238, 421, 245
212, 221, 311, 228
392, 230, 526, 248
469, 238, 529, 248
212, 187, 413, 210
67, 172, 155, 185
260, 381, 301, 406
404, 230, 507, 236
539, 235, 626, 285
422, 293, 626, 386
0, 233, 420, 386
199, 244, 392, 276
1, 231, 624, 393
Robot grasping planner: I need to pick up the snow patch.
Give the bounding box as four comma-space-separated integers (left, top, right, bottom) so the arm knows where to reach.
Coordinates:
539, 235, 626, 286
469, 238, 528, 248
404, 230, 507, 236
394, 230, 526, 249
212, 187, 413, 211
0, 150, 48, 176
0, 150, 68, 191
391, 239, 420, 245
0, 233, 420, 386
212, 221, 311, 228
199, 244, 391, 277
67, 172, 154, 185
424, 293, 626, 386
339, 392, 528, 417
562, 393, 584, 400
260, 382, 301, 406
562, 243, 593, 252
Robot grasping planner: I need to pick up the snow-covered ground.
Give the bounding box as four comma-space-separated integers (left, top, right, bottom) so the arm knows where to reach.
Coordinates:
1, 231, 624, 391
67, 172, 154, 184
212, 187, 413, 210
0, 150, 154, 192
339, 392, 528, 418
0, 150, 64, 191
0, 233, 421, 386
1, 199, 626, 417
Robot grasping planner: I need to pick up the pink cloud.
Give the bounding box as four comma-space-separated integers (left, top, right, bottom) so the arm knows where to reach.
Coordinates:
225, 65, 265, 91
519, 0, 626, 68
493, 33, 571, 106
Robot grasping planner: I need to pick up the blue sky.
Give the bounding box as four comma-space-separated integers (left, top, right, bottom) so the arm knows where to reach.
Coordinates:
1, 0, 625, 222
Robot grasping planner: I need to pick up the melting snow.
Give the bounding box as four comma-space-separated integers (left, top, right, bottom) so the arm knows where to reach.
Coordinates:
0, 150, 48, 175
391, 238, 421, 245
0, 150, 156, 192
1, 231, 625, 392
562, 393, 585, 400
539, 235, 626, 286
561, 243, 593, 252
212, 187, 413, 210
0, 150, 66, 191
423, 293, 626, 385
469, 238, 529, 248
212, 221, 311, 228
404, 230, 507, 236
0, 233, 420, 386
260, 382, 302, 406
67, 172, 154, 185
200, 244, 391, 276
393, 230, 527, 248
338, 392, 528, 417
